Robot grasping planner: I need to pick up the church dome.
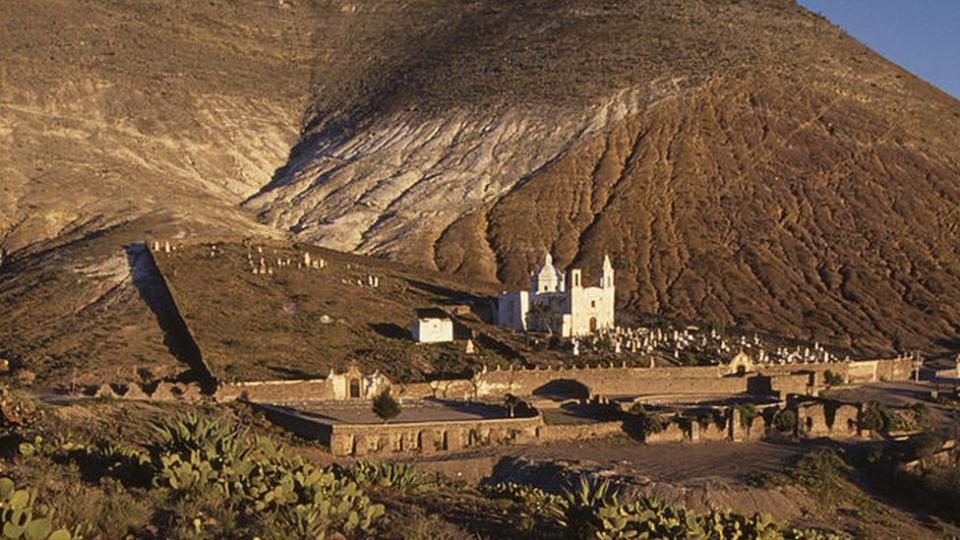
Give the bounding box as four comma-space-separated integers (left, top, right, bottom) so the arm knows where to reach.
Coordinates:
532, 253, 564, 293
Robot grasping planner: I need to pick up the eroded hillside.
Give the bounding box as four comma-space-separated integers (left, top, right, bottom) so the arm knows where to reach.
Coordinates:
248, 0, 960, 354
0, 0, 314, 252
2, 0, 959, 383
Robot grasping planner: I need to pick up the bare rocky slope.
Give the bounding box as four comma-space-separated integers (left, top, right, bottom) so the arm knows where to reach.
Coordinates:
2, 0, 960, 381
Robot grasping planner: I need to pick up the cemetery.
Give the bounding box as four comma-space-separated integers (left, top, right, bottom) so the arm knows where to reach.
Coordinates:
76, 238, 947, 459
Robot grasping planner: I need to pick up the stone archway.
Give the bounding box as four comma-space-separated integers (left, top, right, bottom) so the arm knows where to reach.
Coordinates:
349, 378, 361, 399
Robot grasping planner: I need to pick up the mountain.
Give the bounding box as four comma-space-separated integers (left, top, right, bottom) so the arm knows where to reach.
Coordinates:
2, 0, 959, 381
246, 0, 960, 354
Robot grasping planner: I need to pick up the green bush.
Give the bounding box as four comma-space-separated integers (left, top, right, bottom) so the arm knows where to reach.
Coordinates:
773, 409, 797, 433
372, 389, 402, 424
482, 482, 564, 533
627, 404, 666, 438
791, 450, 847, 501
824, 370, 844, 387
735, 403, 759, 429
859, 401, 911, 434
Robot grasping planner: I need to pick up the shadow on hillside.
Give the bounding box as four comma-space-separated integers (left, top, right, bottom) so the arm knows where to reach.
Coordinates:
370, 322, 410, 340
407, 279, 478, 302
268, 365, 324, 380
124, 243, 214, 391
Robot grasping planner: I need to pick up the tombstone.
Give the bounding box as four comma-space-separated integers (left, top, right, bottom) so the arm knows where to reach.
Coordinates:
180, 385, 203, 402
163, 241, 171, 253
151, 382, 180, 401
94, 384, 118, 399
572, 340, 580, 356
123, 384, 149, 400
465, 339, 476, 354
152, 241, 160, 251
614, 340, 622, 354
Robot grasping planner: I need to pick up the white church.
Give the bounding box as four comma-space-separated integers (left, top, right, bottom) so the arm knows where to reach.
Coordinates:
497, 253, 615, 337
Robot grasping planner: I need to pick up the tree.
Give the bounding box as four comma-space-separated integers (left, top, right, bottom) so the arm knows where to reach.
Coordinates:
529, 301, 561, 336
504, 394, 521, 418
824, 370, 844, 387
773, 409, 797, 434
372, 389, 401, 424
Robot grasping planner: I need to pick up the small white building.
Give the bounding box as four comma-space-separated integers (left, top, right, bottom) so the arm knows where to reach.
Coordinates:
410, 308, 455, 343
498, 253, 616, 337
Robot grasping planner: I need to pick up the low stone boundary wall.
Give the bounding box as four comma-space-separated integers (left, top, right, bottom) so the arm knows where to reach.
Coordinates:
536, 421, 625, 443
89, 382, 203, 402
796, 400, 863, 439
329, 416, 543, 457
215, 378, 336, 402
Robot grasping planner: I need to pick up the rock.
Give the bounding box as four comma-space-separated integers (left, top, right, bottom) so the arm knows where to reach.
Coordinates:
13, 369, 36, 385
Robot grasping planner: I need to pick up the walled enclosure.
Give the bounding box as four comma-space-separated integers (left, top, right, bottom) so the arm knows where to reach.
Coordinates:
213, 357, 913, 405
259, 394, 869, 457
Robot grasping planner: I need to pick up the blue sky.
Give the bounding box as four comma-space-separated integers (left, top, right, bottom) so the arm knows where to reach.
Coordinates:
798, 0, 960, 99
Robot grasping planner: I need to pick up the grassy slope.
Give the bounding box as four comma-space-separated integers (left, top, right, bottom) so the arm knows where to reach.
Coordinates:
153, 240, 512, 382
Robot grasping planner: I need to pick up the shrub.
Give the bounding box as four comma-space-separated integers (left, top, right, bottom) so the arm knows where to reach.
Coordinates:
858, 401, 885, 432
791, 450, 848, 501
824, 370, 844, 387
0, 387, 41, 431
372, 389, 401, 424
736, 403, 759, 429
482, 482, 564, 533
908, 402, 931, 429
859, 401, 911, 434
773, 409, 797, 433
627, 404, 666, 438
746, 471, 793, 489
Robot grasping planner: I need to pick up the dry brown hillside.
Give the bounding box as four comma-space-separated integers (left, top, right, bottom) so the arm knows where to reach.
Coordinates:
1, 0, 959, 384
249, 0, 960, 355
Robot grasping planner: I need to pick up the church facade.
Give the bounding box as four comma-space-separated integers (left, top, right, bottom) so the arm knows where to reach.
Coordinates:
497, 253, 615, 337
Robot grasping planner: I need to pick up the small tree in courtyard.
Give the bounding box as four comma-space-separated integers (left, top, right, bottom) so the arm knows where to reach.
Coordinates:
824, 370, 844, 387
373, 388, 401, 424
504, 394, 524, 418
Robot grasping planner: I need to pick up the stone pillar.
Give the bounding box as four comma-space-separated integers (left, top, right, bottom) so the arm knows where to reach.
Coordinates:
420, 430, 437, 454
729, 408, 744, 442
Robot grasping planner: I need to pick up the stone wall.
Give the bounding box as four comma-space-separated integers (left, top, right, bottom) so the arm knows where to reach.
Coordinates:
215, 378, 336, 402
474, 364, 729, 398
536, 421, 625, 443
328, 416, 543, 457
874, 356, 913, 381
90, 382, 203, 402
797, 400, 862, 439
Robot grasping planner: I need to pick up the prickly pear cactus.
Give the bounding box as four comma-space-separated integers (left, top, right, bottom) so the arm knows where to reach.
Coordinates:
0, 477, 75, 540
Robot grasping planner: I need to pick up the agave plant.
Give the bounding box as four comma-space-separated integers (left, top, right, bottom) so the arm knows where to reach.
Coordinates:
344, 462, 433, 495
559, 475, 622, 537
